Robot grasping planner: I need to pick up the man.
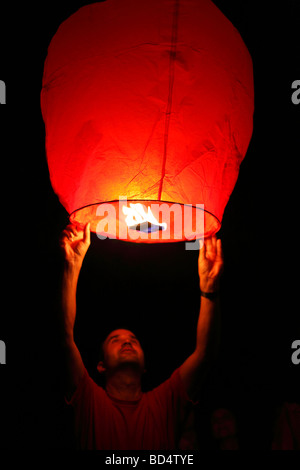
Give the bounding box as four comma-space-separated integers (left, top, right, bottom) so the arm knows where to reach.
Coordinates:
59, 223, 223, 450
211, 408, 239, 450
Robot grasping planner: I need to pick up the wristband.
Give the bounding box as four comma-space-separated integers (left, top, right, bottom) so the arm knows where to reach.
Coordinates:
200, 290, 219, 300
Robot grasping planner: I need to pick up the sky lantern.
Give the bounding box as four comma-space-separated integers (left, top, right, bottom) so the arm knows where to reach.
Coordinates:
41, 0, 254, 243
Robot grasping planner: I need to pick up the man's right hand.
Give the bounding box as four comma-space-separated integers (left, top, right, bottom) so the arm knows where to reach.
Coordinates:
59, 222, 91, 267
59, 223, 90, 398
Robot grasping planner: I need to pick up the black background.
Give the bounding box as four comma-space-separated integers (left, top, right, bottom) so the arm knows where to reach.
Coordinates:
0, 0, 299, 449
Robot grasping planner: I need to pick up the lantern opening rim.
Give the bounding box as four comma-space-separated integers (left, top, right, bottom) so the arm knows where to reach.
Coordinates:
69, 199, 221, 243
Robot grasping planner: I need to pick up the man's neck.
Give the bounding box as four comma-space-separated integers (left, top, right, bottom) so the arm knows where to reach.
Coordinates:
105, 369, 142, 401
219, 436, 239, 450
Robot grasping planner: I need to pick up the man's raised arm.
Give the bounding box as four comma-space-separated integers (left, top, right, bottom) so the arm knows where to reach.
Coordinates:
179, 236, 224, 400
59, 223, 91, 400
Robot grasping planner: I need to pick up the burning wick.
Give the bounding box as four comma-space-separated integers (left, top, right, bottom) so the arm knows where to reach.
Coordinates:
122, 203, 167, 233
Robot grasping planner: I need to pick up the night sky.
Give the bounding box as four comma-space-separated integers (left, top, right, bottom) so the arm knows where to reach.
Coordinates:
0, 0, 299, 450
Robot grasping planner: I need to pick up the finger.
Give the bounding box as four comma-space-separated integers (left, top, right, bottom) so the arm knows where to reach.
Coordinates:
59, 236, 69, 250
208, 235, 216, 257
205, 236, 213, 255
211, 235, 217, 251
65, 224, 76, 232
83, 222, 91, 245
70, 224, 84, 237
199, 238, 206, 262
59, 229, 72, 242
59, 237, 66, 248
216, 238, 223, 260
63, 224, 79, 239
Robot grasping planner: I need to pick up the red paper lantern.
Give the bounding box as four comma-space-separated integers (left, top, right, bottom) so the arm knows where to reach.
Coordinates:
41, 0, 254, 243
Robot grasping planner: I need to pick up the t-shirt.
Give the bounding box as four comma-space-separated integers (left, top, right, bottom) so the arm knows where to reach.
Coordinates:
272, 402, 300, 450
66, 367, 191, 450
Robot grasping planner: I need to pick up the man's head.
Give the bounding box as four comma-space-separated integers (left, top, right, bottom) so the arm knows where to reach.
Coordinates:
211, 408, 237, 440
97, 329, 145, 378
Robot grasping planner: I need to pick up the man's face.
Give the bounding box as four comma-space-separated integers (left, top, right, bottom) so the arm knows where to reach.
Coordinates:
101, 329, 145, 374
211, 409, 237, 439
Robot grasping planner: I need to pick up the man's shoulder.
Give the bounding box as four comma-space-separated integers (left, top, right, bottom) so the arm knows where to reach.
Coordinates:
146, 368, 182, 396
66, 368, 107, 405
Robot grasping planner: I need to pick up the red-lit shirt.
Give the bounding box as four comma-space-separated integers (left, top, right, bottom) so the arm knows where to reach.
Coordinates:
66, 367, 191, 450
272, 403, 300, 450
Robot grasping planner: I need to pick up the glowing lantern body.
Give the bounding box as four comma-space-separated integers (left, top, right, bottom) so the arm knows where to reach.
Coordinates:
41, 0, 254, 242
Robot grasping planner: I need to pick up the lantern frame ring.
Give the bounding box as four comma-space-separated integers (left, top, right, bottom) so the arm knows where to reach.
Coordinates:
69, 199, 221, 243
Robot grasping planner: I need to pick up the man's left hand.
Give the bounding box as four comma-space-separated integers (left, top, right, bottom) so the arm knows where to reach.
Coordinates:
198, 236, 224, 293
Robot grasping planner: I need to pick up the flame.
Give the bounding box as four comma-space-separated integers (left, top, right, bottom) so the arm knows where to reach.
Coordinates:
122, 203, 167, 231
